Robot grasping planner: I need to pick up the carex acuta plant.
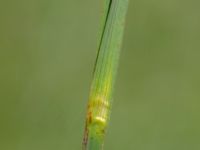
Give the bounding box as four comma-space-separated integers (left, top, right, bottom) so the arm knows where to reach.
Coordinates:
82, 0, 129, 149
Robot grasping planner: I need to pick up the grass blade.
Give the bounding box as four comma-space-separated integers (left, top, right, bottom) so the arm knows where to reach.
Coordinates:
83, 0, 129, 149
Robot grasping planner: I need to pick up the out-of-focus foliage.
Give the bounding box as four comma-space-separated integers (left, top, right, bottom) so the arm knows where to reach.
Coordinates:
0, 0, 200, 150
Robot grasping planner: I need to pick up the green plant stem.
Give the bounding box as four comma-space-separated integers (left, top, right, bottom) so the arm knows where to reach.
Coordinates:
83, 0, 129, 149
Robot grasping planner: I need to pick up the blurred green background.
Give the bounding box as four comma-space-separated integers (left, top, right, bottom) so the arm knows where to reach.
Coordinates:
0, 0, 200, 150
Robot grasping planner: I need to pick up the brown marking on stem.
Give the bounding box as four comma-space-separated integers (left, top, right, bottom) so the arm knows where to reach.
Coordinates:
82, 103, 93, 150
82, 124, 88, 150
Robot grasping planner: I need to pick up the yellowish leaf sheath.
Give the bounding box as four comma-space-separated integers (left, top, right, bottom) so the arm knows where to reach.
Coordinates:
83, 0, 129, 149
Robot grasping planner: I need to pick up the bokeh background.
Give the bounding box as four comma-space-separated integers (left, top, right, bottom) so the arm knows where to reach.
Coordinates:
0, 0, 200, 150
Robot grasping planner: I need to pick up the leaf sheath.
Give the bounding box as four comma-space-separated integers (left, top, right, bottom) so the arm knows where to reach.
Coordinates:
83, 0, 129, 149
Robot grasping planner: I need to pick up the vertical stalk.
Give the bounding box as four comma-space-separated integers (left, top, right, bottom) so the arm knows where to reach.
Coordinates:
83, 0, 129, 149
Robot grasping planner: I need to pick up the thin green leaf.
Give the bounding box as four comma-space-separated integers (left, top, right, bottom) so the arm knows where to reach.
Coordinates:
83, 0, 129, 149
